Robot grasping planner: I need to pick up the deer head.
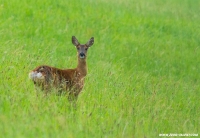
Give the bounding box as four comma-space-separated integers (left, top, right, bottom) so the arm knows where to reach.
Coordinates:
72, 36, 94, 59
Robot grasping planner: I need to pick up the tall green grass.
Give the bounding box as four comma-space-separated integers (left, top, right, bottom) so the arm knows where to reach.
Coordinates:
0, 0, 199, 137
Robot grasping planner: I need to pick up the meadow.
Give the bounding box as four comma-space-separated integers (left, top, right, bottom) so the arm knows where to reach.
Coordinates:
0, 0, 200, 137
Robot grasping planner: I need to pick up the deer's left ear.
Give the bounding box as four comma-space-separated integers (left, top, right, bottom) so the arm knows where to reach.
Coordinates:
72, 36, 80, 46
86, 37, 94, 47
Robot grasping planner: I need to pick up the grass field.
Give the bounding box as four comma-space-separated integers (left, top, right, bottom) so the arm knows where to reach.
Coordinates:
0, 0, 200, 137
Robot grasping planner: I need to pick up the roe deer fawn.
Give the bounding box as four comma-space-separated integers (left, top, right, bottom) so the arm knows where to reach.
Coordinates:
29, 36, 94, 100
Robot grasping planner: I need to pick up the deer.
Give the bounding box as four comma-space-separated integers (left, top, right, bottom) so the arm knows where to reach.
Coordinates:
29, 36, 94, 100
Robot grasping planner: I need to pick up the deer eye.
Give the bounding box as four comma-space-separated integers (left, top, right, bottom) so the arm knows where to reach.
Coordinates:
77, 47, 80, 50
85, 48, 88, 50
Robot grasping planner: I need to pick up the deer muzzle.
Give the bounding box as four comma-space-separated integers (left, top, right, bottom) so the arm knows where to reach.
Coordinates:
79, 52, 85, 59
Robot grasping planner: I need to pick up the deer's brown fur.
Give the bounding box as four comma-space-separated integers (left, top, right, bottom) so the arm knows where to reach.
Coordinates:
29, 36, 94, 99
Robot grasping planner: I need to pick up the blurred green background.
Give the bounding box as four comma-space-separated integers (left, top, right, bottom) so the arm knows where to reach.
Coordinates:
0, 0, 199, 137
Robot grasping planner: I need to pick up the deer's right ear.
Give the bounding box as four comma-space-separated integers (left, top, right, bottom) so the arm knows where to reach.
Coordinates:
72, 36, 80, 46
86, 37, 94, 47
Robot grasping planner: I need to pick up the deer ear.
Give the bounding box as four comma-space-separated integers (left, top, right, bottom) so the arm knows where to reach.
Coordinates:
72, 36, 80, 46
86, 37, 94, 47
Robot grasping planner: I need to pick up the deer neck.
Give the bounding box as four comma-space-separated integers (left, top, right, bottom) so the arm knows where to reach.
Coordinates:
77, 58, 87, 77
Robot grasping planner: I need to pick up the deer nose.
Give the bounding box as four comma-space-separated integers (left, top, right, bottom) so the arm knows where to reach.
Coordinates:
79, 52, 85, 58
